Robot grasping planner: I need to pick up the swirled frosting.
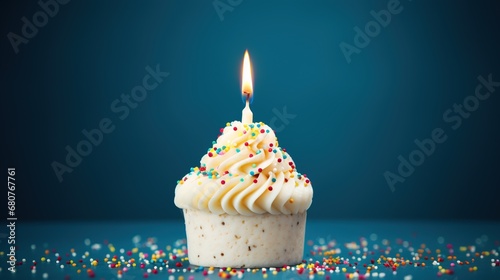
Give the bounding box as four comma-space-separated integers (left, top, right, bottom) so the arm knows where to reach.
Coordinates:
174, 121, 313, 216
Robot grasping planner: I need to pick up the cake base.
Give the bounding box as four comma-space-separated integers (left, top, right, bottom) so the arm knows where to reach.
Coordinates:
182, 209, 307, 268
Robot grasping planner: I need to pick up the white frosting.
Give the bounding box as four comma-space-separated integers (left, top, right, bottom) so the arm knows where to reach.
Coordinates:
174, 121, 313, 216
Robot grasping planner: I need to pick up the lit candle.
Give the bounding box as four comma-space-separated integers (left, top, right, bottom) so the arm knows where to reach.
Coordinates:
241, 50, 253, 124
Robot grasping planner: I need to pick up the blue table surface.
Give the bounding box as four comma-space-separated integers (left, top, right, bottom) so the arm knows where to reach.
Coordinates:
1, 220, 499, 280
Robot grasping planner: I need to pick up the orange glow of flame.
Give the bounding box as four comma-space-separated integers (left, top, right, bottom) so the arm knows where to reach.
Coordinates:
241, 50, 253, 102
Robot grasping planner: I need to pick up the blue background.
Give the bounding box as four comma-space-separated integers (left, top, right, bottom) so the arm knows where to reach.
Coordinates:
2, 0, 499, 221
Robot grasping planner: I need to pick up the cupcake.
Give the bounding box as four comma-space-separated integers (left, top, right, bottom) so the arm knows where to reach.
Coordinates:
174, 121, 313, 268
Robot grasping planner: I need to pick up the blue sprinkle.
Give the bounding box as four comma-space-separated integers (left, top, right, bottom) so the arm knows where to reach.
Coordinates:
272, 178, 276, 182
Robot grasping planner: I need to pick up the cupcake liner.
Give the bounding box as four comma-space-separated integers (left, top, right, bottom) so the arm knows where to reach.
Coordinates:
182, 209, 306, 268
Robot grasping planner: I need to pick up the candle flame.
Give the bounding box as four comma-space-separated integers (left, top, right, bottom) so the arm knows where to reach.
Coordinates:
241, 50, 253, 103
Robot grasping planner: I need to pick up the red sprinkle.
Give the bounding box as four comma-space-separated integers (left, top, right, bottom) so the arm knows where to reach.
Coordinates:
249, 154, 253, 158
233, 127, 237, 131
269, 143, 274, 147
221, 180, 226, 185
277, 158, 282, 163
253, 179, 258, 184
258, 168, 263, 173
268, 186, 273, 191
260, 129, 265, 133
208, 152, 213, 157
244, 142, 249, 146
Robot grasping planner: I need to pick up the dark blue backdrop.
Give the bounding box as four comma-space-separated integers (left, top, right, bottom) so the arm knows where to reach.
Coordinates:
2, 0, 499, 221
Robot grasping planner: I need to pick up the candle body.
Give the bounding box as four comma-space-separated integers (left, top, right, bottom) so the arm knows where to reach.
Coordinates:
241, 101, 253, 123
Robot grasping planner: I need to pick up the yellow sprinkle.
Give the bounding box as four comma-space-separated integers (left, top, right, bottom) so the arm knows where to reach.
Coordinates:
41, 257, 46, 262
289, 198, 294, 203
226, 122, 230, 127
77, 269, 81, 274
179, 276, 185, 280
132, 248, 139, 253
72, 263, 76, 267
342, 268, 347, 272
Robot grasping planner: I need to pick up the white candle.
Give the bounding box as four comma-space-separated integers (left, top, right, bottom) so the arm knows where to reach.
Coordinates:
242, 100, 253, 123
241, 50, 253, 124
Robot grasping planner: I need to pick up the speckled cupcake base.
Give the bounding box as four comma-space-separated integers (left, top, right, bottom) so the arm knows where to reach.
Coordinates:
182, 209, 306, 268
